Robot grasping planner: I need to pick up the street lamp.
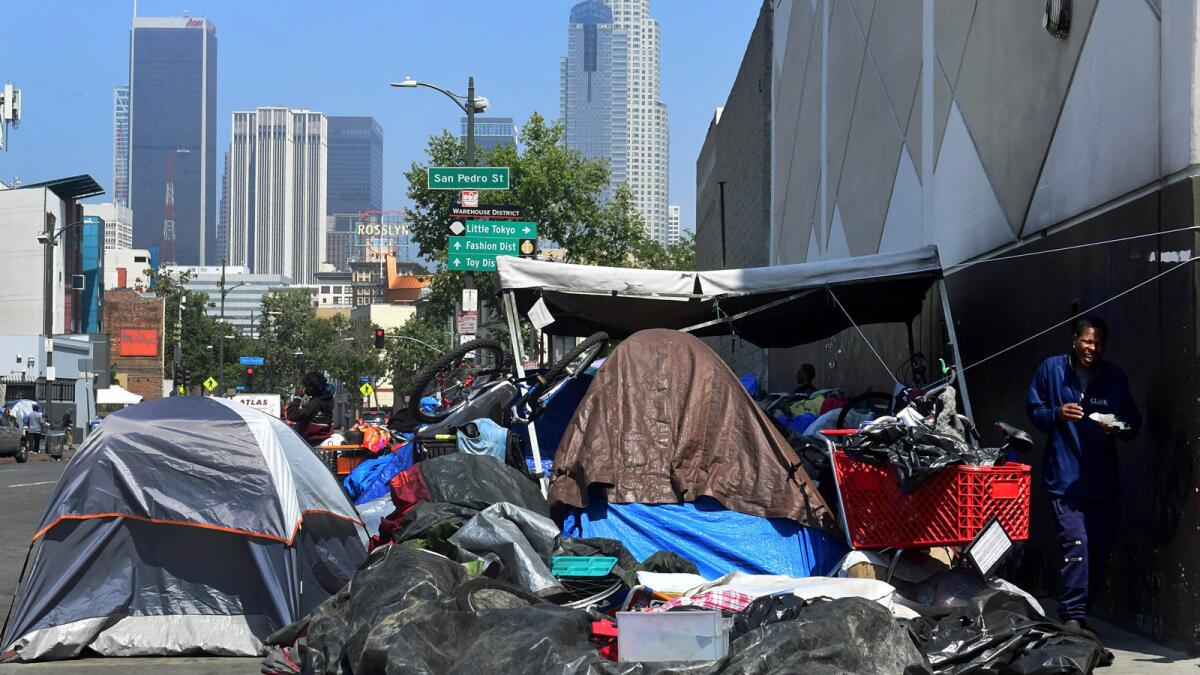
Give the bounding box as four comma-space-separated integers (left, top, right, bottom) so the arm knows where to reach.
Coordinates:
216, 259, 246, 392
39, 215, 84, 421
390, 76, 490, 167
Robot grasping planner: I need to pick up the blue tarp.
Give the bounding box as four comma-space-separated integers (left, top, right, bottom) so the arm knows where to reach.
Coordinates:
561, 494, 847, 580
342, 440, 414, 505
515, 372, 594, 475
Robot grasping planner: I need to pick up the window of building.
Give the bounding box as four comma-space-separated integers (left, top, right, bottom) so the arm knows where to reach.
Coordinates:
321, 285, 330, 293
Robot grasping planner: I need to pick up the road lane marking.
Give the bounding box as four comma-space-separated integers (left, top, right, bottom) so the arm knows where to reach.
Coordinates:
6, 481, 57, 488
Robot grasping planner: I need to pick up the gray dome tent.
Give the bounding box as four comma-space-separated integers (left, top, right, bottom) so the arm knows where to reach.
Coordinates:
1, 396, 368, 662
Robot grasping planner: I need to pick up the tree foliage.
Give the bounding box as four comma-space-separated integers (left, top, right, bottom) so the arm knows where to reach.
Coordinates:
382, 318, 453, 406
252, 290, 385, 398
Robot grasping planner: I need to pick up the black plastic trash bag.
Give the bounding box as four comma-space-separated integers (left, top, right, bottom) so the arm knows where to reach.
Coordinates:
904, 589, 1113, 674
845, 422, 1002, 493
722, 597, 930, 675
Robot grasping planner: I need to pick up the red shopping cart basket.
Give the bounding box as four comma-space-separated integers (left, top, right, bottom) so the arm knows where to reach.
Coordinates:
831, 448, 1030, 549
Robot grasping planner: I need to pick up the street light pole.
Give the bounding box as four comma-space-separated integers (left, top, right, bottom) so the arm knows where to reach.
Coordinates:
215, 260, 244, 393
39, 216, 84, 420
466, 76, 476, 168
41, 212, 55, 421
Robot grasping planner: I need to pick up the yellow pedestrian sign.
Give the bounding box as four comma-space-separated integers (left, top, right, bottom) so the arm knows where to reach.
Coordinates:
359, 382, 374, 398
203, 376, 218, 392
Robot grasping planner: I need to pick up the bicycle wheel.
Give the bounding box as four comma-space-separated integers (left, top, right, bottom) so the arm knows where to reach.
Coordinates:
514, 332, 608, 417
551, 575, 624, 610
407, 339, 507, 424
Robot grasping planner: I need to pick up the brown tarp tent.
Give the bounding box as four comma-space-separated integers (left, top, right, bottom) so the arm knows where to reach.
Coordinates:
549, 329, 836, 531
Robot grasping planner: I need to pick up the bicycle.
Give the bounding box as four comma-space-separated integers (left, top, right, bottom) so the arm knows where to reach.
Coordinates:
402, 331, 609, 478
406, 331, 609, 428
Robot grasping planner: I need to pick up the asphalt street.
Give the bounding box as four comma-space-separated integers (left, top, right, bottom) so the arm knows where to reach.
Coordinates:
0, 454, 1195, 673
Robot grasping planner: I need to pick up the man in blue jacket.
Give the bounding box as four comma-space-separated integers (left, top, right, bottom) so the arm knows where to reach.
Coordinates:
1026, 316, 1141, 631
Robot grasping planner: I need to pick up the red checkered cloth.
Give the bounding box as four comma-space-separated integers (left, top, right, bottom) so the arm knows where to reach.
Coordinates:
649, 590, 755, 614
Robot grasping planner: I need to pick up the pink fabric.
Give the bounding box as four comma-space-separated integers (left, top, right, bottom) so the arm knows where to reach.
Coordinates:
649, 590, 755, 614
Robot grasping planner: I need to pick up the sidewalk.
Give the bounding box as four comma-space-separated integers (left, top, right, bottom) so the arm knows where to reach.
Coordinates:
1037, 599, 1200, 673
1090, 617, 1200, 674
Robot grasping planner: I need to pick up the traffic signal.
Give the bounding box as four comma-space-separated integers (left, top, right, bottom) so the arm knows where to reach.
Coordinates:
374, 328, 385, 349
244, 366, 256, 390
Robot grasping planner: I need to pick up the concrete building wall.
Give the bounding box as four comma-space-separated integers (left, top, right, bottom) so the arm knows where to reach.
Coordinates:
738, 0, 1200, 651
0, 187, 68, 335
695, 1, 774, 381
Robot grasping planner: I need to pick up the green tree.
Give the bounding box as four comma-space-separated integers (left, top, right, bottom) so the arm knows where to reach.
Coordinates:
250, 290, 389, 398
382, 317, 453, 407
633, 231, 697, 271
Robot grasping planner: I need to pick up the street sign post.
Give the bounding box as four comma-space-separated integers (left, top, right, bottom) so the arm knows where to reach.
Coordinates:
462, 288, 479, 312
427, 167, 509, 190
461, 190, 479, 208
238, 356, 264, 366
359, 382, 374, 398
203, 376, 218, 392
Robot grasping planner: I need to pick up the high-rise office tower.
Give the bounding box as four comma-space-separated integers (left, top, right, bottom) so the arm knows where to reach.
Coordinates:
129, 16, 218, 265
326, 116, 383, 234
228, 108, 327, 283
562, 0, 669, 242
113, 85, 130, 211
218, 149, 230, 264
459, 117, 516, 157
561, 1, 628, 204
668, 204, 680, 245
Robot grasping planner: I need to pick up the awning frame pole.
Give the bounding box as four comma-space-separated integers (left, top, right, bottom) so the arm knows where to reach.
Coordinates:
937, 276, 974, 422
680, 288, 814, 334
503, 291, 548, 496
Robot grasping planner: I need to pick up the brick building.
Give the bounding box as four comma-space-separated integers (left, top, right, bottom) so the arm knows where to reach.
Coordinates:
103, 289, 165, 401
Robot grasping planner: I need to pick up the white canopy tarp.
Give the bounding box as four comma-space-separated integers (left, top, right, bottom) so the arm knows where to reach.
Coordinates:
495, 246, 943, 347
96, 385, 142, 406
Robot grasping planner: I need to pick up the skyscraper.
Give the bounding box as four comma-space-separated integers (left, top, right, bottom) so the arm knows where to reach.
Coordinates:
561, 1, 628, 203
562, 0, 669, 242
112, 85, 130, 211
460, 117, 516, 157
326, 116, 383, 233
228, 108, 328, 284
128, 16, 217, 265
218, 149, 230, 264
668, 204, 680, 245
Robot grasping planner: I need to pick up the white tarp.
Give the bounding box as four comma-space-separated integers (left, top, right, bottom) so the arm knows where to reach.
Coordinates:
496, 256, 700, 298
496, 246, 939, 299
697, 246, 941, 296
95, 385, 142, 406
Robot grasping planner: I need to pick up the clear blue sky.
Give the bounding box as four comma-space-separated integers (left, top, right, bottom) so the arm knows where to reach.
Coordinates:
0, 1, 761, 237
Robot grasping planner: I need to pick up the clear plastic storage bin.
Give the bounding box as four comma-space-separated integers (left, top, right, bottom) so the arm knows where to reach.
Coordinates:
617, 610, 732, 663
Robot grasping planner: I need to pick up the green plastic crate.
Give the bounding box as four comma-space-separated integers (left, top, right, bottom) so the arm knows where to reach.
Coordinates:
552, 556, 618, 577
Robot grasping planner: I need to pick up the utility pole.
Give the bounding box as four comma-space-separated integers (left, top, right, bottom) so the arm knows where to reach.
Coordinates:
41, 212, 55, 422
465, 76, 476, 168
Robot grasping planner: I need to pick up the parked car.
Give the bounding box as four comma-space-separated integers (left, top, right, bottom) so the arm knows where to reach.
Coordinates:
0, 414, 29, 463
361, 408, 389, 426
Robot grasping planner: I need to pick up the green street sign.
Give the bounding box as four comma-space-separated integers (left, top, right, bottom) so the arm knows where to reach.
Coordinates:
462, 220, 537, 239
448, 254, 501, 272
450, 237, 520, 255
428, 167, 510, 190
